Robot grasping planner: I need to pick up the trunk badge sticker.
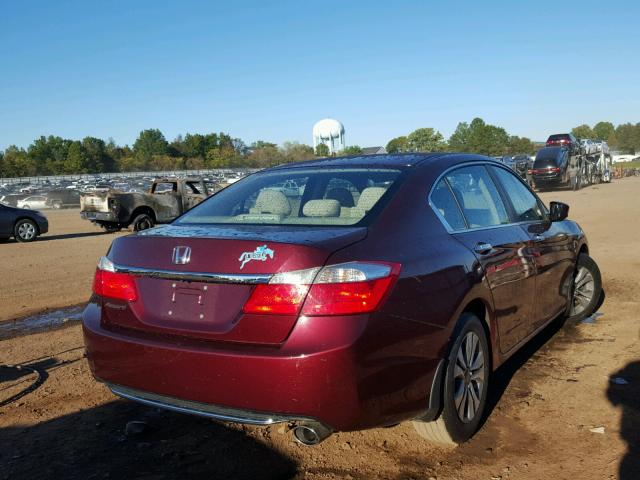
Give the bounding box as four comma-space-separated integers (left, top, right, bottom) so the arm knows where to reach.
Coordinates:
239, 245, 274, 269
172, 246, 192, 265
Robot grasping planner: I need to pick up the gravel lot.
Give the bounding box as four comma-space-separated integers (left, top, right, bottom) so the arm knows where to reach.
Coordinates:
1, 179, 639, 479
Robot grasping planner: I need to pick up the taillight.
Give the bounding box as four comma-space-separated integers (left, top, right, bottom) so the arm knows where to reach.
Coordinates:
550, 167, 561, 173
93, 256, 138, 302
242, 262, 400, 316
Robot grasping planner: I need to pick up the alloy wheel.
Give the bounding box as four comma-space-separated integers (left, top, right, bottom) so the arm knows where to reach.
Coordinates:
18, 222, 36, 240
453, 331, 486, 423
571, 266, 595, 316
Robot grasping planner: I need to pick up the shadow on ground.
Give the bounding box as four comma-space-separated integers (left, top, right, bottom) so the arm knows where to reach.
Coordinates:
0, 400, 297, 480
608, 360, 640, 480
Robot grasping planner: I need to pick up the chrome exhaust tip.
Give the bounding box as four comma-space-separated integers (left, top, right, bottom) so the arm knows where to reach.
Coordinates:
292, 422, 332, 446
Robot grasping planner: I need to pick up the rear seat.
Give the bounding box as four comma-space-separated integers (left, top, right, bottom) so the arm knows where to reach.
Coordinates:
340, 187, 387, 218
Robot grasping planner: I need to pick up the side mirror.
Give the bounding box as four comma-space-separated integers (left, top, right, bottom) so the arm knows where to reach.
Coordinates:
549, 201, 569, 222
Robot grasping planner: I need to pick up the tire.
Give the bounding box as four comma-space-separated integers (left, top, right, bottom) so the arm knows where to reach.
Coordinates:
14, 219, 39, 243
99, 222, 121, 233
566, 253, 602, 323
413, 313, 490, 445
22, 204, 30, 210
131, 213, 154, 232
52, 201, 62, 209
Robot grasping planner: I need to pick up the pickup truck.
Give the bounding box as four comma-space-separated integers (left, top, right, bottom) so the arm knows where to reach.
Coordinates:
80, 177, 212, 232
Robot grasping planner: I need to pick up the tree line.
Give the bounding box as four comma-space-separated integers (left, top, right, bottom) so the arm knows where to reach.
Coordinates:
387, 118, 640, 157
1, 118, 638, 178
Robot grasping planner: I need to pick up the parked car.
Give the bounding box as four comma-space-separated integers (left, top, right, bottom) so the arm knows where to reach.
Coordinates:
530, 146, 583, 190
580, 139, 597, 155
16, 195, 48, 210
0, 202, 49, 242
593, 140, 610, 155
45, 189, 81, 209
83, 153, 602, 446
546, 133, 582, 156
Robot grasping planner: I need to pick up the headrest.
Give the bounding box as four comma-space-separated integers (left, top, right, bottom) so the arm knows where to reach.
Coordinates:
303, 199, 341, 217
254, 189, 291, 215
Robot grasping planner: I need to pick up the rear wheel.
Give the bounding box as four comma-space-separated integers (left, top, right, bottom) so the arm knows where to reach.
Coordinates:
52, 201, 62, 209
14, 219, 38, 242
131, 213, 154, 232
566, 253, 602, 323
413, 313, 490, 445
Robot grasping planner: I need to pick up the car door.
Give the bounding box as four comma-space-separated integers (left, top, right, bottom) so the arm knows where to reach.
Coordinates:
437, 164, 536, 354
489, 165, 574, 332
0, 204, 13, 236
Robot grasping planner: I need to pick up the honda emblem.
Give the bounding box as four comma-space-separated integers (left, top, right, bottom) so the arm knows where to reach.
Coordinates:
172, 246, 191, 265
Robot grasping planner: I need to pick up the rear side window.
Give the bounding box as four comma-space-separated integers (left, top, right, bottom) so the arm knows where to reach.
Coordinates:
490, 166, 545, 222
176, 168, 401, 226
445, 166, 509, 228
430, 180, 466, 231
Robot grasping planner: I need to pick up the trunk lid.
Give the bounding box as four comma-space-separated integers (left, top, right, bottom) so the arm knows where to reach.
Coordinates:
102, 224, 367, 344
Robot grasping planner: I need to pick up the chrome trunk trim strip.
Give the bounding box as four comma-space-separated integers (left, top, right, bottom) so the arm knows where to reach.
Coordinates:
112, 263, 271, 284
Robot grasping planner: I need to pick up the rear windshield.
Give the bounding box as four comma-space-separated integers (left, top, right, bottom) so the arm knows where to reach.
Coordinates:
175, 168, 401, 226
547, 134, 570, 141
535, 148, 563, 163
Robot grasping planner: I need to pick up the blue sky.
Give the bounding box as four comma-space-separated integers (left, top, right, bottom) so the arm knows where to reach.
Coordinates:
1, 0, 638, 150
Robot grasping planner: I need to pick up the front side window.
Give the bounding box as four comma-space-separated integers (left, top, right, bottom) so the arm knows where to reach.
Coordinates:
176, 168, 401, 226
490, 166, 545, 222
445, 166, 509, 228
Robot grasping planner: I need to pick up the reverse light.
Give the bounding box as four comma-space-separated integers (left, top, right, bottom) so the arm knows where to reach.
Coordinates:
92, 256, 138, 302
242, 262, 400, 316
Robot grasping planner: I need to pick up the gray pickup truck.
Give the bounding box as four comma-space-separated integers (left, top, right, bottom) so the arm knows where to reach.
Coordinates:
80, 177, 213, 232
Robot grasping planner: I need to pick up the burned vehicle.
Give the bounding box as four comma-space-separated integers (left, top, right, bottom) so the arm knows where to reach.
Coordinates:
80, 177, 210, 232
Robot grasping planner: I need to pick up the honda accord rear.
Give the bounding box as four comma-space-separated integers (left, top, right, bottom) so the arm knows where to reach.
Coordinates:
83, 153, 601, 445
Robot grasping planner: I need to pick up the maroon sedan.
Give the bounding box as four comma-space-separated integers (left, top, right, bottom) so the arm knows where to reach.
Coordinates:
83, 154, 602, 445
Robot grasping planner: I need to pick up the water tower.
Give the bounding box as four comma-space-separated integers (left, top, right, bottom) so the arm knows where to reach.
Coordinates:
313, 118, 345, 154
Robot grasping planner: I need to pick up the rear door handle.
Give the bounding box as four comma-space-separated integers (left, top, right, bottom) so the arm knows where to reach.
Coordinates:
473, 242, 493, 254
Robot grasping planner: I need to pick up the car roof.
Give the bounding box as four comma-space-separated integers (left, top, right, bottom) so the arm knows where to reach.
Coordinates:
268, 152, 493, 171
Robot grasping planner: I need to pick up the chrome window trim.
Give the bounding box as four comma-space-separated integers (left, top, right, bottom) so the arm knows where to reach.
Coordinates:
112, 263, 271, 284
428, 161, 548, 234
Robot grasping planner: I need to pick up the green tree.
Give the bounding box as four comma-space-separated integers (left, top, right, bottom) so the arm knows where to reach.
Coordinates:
571, 124, 594, 139
407, 128, 446, 152
2, 146, 36, 177
315, 143, 330, 157
615, 123, 640, 154
82, 137, 114, 172
133, 129, 168, 168
64, 141, 88, 173
342, 145, 363, 155
592, 122, 615, 141
386, 136, 409, 153
448, 118, 509, 156
248, 141, 282, 168
507, 136, 535, 155
281, 141, 314, 162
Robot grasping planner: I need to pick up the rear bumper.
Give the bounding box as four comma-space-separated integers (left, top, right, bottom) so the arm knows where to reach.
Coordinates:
81, 211, 117, 222
532, 173, 563, 184
82, 301, 440, 431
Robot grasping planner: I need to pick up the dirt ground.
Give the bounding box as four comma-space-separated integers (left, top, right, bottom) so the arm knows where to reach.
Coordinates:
0, 209, 127, 323
1, 178, 639, 480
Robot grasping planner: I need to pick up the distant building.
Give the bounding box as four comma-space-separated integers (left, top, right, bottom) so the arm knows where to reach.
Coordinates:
360, 146, 386, 155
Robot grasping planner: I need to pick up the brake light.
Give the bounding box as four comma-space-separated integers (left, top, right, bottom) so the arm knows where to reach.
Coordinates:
242, 262, 400, 316
93, 256, 138, 302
